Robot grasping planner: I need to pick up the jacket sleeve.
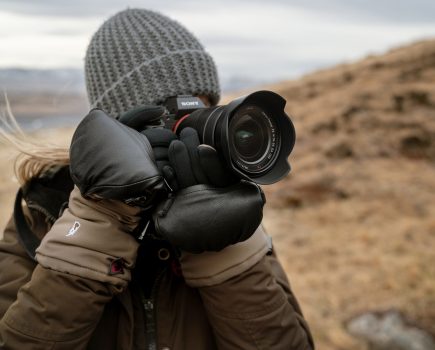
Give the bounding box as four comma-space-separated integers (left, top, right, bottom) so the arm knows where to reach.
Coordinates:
0, 187, 141, 349
0, 214, 37, 318
199, 252, 314, 350
180, 227, 315, 350
0, 266, 115, 350
0, 213, 114, 350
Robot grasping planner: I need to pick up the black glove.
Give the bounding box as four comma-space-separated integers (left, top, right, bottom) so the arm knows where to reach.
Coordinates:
117, 105, 165, 130
162, 127, 237, 190
153, 127, 265, 253
69, 109, 164, 207
118, 105, 177, 175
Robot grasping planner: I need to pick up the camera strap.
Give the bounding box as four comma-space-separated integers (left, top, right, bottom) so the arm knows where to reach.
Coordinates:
14, 189, 41, 261
13, 165, 74, 260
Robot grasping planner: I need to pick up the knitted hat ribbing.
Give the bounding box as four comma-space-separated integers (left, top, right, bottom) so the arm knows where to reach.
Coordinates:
85, 9, 220, 117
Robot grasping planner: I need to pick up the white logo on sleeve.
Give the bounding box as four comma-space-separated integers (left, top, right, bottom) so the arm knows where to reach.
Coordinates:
66, 221, 81, 236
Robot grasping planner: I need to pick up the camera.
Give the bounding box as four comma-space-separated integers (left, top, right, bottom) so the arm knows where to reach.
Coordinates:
162, 90, 296, 185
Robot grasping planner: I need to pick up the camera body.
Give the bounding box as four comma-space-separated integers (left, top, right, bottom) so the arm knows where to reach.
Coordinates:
162, 91, 296, 185
162, 95, 207, 131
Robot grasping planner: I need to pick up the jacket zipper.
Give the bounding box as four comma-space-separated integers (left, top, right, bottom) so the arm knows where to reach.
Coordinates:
142, 269, 165, 350
141, 295, 157, 350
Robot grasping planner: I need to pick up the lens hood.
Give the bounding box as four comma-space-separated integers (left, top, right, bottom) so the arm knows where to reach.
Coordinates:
215, 91, 295, 184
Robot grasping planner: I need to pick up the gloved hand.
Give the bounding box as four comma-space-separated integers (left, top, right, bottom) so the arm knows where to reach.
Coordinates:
118, 105, 177, 176
153, 127, 265, 253
117, 105, 165, 130
70, 109, 165, 207
118, 108, 270, 287
36, 108, 166, 289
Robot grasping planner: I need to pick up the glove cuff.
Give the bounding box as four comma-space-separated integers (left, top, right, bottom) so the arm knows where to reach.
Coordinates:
35, 187, 141, 289
179, 225, 271, 287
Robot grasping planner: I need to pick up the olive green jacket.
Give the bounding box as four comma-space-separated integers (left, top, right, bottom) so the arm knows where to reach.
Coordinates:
0, 188, 314, 349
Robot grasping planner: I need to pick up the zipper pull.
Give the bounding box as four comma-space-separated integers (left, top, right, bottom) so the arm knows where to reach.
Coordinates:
141, 296, 157, 350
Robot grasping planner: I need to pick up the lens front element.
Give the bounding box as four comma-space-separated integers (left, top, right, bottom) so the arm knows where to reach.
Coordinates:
229, 105, 280, 174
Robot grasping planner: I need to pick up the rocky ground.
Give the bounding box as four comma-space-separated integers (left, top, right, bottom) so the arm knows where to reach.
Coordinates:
1, 38, 435, 349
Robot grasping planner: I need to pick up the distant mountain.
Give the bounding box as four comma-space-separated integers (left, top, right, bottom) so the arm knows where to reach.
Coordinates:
0, 69, 87, 130
220, 75, 268, 93
0, 67, 263, 96
0, 68, 85, 94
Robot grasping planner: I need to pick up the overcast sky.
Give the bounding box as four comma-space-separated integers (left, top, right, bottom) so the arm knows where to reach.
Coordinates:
1, 0, 435, 86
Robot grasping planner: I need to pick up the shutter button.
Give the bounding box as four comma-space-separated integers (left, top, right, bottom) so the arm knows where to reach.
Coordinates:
158, 248, 170, 261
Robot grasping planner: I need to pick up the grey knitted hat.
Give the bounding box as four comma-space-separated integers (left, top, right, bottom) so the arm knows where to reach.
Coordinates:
85, 9, 220, 117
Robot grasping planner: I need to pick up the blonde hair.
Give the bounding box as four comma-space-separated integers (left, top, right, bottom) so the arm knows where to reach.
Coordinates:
0, 95, 69, 185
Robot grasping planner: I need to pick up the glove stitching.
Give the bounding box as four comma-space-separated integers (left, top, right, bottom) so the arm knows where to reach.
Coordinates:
36, 251, 131, 282
87, 174, 162, 190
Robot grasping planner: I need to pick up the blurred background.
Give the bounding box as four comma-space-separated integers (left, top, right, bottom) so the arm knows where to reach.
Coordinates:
1, 1, 435, 349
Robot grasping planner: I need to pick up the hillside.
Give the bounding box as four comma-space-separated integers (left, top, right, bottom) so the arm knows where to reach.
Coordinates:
259, 38, 435, 349
1, 39, 435, 349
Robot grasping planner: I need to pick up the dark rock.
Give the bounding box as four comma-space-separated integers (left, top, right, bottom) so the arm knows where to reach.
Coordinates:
393, 91, 433, 112
312, 119, 338, 134
342, 106, 364, 122
343, 71, 354, 83
325, 140, 354, 158
399, 131, 432, 159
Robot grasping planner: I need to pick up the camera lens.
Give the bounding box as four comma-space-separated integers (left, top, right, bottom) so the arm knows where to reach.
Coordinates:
172, 90, 295, 184
229, 105, 279, 174
232, 117, 266, 160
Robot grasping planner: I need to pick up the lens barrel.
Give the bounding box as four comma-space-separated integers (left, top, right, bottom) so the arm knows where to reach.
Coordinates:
173, 90, 295, 185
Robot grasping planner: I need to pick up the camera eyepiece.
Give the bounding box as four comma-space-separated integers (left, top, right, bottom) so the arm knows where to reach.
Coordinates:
166, 90, 295, 185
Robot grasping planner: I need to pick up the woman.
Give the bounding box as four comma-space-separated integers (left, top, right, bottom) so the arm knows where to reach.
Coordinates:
0, 8, 314, 349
